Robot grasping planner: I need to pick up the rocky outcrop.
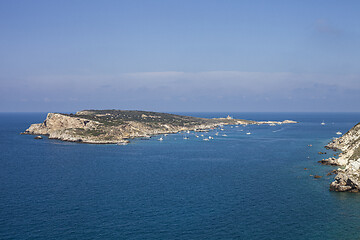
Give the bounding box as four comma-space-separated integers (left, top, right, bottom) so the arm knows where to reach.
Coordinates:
22, 113, 123, 144
330, 161, 360, 192
256, 120, 297, 125
322, 123, 360, 192
22, 110, 297, 144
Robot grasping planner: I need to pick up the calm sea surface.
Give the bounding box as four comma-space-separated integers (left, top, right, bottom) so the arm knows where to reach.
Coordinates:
1, 112, 360, 239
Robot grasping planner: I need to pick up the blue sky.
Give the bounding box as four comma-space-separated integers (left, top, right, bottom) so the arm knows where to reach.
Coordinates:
0, 0, 359, 112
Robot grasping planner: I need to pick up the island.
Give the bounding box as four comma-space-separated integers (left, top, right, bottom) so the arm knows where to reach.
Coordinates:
320, 122, 360, 192
22, 110, 297, 144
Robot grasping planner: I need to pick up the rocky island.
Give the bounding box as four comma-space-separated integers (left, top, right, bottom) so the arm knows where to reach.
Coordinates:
22, 110, 297, 144
321, 122, 360, 192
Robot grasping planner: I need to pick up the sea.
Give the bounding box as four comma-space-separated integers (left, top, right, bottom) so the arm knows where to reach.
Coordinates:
1, 112, 360, 240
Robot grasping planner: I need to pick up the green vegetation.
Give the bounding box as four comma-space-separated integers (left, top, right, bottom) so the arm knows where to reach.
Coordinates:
64, 110, 218, 127
74, 128, 105, 137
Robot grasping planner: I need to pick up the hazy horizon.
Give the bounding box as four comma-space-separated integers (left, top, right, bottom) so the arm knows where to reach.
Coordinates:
1, 0, 359, 113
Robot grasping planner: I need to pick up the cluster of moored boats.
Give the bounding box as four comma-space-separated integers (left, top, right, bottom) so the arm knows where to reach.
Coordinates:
134, 121, 341, 144
156, 126, 252, 142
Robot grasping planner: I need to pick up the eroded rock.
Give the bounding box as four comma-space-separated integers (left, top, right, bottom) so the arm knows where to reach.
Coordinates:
322, 123, 360, 192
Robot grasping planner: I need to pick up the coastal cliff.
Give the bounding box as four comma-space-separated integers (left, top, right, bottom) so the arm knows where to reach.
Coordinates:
322, 123, 360, 192
22, 110, 296, 144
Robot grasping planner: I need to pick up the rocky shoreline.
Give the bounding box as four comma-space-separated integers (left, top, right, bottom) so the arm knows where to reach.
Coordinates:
320, 123, 360, 192
22, 110, 297, 144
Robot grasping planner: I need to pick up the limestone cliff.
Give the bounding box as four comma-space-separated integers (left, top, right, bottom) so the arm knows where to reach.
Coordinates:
322, 123, 360, 192
22, 110, 297, 144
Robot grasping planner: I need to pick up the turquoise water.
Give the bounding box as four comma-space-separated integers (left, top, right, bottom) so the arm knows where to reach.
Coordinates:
1, 112, 360, 239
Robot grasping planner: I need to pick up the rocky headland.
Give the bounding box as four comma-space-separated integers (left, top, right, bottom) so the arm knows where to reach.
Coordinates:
22, 110, 297, 144
320, 122, 360, 192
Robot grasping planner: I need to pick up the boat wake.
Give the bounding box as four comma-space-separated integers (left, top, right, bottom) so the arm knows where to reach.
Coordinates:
272, 128, 285, 133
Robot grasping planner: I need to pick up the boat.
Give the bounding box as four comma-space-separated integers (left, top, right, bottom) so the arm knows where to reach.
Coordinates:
117, 142, 128, 145
203, 138, 209, 141
183, 136, 189, 140
158, 137, 163, 141
195, 135, 199, 138
336, 132, 342, 135
222, 134, 227, 137
209, 136, 214, 139
321, 121, 326, 125
215, 132, 219, 136
246, 132, 251, 135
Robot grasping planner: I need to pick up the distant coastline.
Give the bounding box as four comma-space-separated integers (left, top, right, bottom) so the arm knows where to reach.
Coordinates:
22, 110, 297, 144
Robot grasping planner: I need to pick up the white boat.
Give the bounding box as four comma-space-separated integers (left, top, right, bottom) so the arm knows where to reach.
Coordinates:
215, 132, 219, 136
321, 121, 326, 125
183, 137, 189, 139
158, 137, 163, 141
195, 135, 199, 138
222, 134, 227, 137
117, 142, 128, 145
203, 138, 209, 141
209, 136, 213, 139
336, 132, 342, 135
246, 132, 251, 135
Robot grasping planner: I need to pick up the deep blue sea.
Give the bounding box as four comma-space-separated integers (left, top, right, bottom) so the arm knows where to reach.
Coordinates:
1, 112, 360, 239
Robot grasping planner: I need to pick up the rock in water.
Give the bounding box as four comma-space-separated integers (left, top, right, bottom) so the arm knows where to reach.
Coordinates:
330, 172, 360, 192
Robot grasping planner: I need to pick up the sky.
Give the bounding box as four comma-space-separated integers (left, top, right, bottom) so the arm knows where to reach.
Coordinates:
0, 0, 359, 112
